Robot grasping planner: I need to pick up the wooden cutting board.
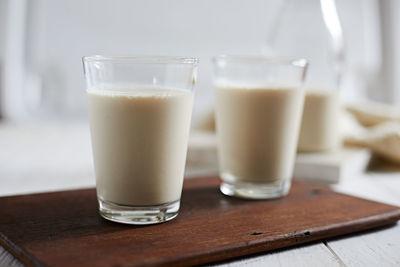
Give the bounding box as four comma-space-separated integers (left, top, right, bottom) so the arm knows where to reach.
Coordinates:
1, 177, 399, 267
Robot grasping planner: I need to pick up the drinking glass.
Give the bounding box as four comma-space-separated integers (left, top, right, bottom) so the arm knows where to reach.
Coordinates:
213, 56, 308, 199
83, 56, 198, 224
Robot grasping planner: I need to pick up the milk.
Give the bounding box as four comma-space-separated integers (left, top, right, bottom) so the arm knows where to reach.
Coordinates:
215, 84, 304, 183
87, 87, 193, 206
298, 89, 340, 152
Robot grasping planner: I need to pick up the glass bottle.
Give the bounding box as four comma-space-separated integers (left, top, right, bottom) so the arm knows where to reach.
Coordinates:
263, 0, 345, 152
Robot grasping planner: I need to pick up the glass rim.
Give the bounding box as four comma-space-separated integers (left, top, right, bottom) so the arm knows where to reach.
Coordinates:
213, 55, 308, 68
82, 55, 199, 65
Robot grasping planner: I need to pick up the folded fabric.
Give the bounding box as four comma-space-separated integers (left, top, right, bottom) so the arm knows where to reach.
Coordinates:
344, 101, 400, 164
346, 101, 400, 127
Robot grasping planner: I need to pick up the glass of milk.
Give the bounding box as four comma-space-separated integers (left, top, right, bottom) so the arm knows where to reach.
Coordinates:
82, 56, 198, 225
297, 86, 341, 152
213, 56, 308, 199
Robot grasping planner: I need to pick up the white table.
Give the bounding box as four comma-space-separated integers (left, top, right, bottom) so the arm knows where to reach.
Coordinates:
1, 123, 399, 267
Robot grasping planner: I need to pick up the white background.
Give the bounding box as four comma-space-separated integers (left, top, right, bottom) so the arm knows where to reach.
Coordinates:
0, 0, 398, 121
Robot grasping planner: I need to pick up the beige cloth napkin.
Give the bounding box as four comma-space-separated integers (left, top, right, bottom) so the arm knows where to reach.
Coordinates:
343, 101, 400, 164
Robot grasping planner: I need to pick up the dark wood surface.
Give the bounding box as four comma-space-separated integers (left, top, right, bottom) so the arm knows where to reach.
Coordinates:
1, 177, 399, 267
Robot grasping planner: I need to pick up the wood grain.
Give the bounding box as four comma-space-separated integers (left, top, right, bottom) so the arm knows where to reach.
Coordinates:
327, 225, 400, 267
0, 177, 399, 267
328, 174, 400, 267
216, 243, 345, 267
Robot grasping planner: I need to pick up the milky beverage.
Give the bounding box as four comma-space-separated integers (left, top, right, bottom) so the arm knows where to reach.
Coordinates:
87, 87, 193, 206
215, 84, 304, 183
298, 89, 340, 152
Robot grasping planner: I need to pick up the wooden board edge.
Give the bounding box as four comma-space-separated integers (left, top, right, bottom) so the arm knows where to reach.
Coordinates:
331, 189, 400, 209
0, 187, 95, 200
0, 233, 44, 267
162, 209, 400, 266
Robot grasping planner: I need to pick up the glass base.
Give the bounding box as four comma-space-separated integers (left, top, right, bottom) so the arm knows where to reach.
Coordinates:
98, 199, 180, 225
220, 173, 291, 199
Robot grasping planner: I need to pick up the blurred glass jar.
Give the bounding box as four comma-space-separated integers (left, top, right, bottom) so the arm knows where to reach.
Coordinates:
263, 0, 345, 152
